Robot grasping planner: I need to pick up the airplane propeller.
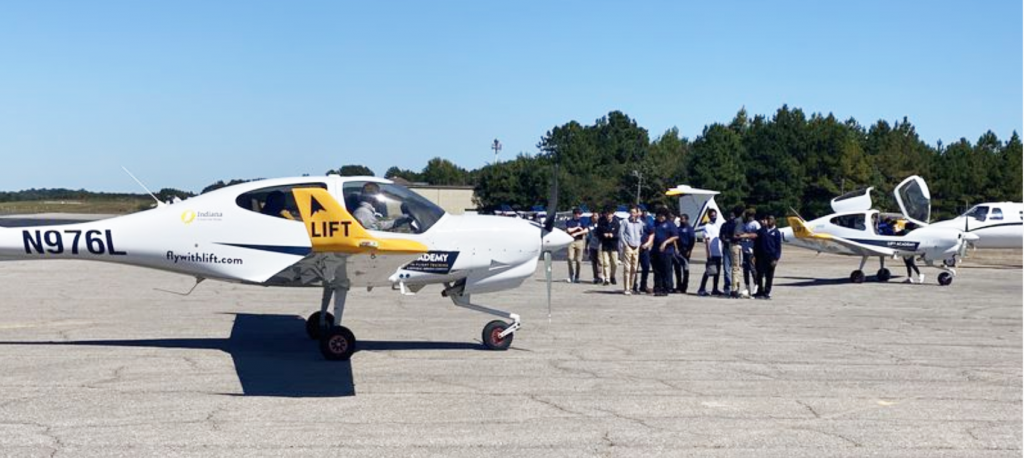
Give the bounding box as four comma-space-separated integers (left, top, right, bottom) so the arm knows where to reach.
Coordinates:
542, 162, 561, 321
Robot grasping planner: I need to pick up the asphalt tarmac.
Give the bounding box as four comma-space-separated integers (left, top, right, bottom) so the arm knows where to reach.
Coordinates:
0, 248, 1019, 457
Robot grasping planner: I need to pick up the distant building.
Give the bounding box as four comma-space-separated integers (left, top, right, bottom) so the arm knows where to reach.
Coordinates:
391, 177, 476, 215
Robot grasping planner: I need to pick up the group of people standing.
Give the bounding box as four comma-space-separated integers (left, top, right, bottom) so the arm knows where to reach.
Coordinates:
564, 205, 783, 299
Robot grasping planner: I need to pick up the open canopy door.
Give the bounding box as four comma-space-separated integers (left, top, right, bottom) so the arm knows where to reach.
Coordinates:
893, 175, 931, 226
830, 187, 874, 214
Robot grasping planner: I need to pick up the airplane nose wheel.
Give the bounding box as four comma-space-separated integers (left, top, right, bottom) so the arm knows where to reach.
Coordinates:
482, 320, 513, 351
876, 268, 891, 282
305, 311, 335, 340
319, 326, 357, 361
849, 270, 866, 283
937, 272, 954, 286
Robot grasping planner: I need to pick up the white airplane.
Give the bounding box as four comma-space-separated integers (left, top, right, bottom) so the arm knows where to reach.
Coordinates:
928, 202, 1023, 249
780, 176, 978, 286
0, 175, 573, 360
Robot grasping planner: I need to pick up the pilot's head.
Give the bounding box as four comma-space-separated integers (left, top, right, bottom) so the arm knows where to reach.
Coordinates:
359, 182, 382, 206
361, 182, 381, 196
263, 190, 286, 213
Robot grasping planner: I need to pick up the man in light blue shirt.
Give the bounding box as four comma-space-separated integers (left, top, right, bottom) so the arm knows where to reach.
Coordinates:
619, 206, 646, 295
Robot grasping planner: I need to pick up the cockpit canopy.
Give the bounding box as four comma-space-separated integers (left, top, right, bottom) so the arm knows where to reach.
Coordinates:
232, 178, 446, 234
341, 180, 445, 234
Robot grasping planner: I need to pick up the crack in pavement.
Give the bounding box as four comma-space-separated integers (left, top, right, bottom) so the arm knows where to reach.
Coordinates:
796, 399, 821, 419
789, 426, 863, 447
527, 395, 588, 418
0, 420, 63, 457
591, 406, 666, 432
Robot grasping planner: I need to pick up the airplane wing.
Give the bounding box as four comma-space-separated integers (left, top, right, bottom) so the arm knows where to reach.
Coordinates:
786, 216, 895, 257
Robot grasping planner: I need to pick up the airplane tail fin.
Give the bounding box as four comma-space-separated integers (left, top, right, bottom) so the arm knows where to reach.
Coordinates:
291, 188, 426, 255
786, 215, 814, 239
666, 185, 720, 230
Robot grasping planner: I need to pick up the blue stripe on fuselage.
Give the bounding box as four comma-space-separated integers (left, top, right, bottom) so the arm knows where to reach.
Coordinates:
215, 243, 312, 256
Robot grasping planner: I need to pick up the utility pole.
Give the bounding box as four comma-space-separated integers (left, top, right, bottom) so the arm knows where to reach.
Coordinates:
632, 170, 643, 205
491, 139, 502, 165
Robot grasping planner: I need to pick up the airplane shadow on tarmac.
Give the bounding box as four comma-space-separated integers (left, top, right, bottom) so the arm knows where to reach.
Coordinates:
0, 313, 482, 398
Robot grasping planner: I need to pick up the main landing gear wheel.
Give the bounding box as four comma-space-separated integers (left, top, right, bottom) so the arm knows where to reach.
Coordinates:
943, 257, 957, 267
850, 270, 866, 284
482, 320, 513, 351
938, 272, 954, 286
305, 311, 335, 340
876, 268, 891, 282
319, 326, 356, 361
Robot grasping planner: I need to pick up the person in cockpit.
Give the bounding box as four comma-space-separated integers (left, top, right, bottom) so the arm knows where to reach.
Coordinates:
261, 190, 295, 220
352, 183, 411, 231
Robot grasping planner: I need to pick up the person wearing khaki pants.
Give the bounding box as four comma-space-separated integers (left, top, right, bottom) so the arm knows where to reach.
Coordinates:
730, 242, 743, 294
597, 209, 621, 286
564, 208, 588, 283
619, 206, 645, 295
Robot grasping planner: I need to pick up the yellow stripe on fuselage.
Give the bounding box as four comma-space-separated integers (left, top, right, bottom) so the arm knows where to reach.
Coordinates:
292, 188, 428, 255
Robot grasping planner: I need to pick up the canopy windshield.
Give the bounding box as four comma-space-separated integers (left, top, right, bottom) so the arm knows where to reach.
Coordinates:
894, 176, 931, 225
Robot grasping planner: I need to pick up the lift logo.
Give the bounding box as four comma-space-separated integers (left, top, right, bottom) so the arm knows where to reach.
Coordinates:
405, 251, 459, 274
311, 221, 353, 238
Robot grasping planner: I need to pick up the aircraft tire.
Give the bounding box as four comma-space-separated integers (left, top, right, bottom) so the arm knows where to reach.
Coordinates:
938, 272, 953, 286
482, 320, 513, 351
850, 270, 866, 284
305, 312, 335, 340
877, 268, 891, 282
319, 326, 356, 361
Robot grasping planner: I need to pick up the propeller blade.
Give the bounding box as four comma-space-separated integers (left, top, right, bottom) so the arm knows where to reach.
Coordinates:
544, 162, 559, 234
544, 251, 552, 321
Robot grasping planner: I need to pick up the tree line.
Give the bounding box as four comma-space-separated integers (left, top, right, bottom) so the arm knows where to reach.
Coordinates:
463, 107, 1020, 221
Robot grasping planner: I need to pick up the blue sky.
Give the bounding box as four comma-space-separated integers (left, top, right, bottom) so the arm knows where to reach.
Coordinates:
0, 1, 1020, 192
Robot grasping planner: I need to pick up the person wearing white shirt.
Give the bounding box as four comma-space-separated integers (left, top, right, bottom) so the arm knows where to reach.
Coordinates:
698, 208, 724, 296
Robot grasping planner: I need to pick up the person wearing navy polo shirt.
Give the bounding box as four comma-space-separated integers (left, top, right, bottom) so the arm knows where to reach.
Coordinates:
564, 208, 588, 283
753, 215, 782, 300
587, 212, 603, 284
651, 208, 679, 297
675, 213, 696, 294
